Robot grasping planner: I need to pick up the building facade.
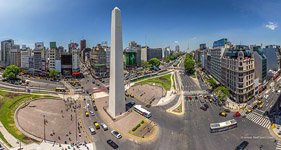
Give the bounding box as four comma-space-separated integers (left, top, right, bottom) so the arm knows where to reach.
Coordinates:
21, 48, 32, 69
9, 48, 21, 67
221, 45, 255, 103
252, 46, 267, 84
0, 39, 14, 66
263, 45, 281, 72
91, 44, 107, 78
72, 49, 80, 75
141, 46, 162, 61
48, 42, 57, 70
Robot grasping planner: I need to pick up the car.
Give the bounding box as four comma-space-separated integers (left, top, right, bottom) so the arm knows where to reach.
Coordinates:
107, 139, 119, 149
264, 95, 269, 100
93, 105, 98, 111
252, 105, 258, 110
101, 123, 108, 131
90, 111, 95, 116
89, 127, 96, 135
219, 112, 227, 117
209, 99, 213, 103
111, 130, 122, 139
278, 90, 281, 94
224, 109, 230, 113
85, 111, 89, 117
126, 101, 136, 110
278, 131, 281, 135
233, 112, 241, 117
203, 103, 209, 108
236, 141, 249, 150
258, 104, 263, 109
94, 121, 100, 129
246, 109, 252, 114
257, 100, 263, 105
200, 106, 207, 111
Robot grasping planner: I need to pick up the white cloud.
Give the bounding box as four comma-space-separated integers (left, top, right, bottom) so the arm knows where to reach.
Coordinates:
174, 41, 179, 44
265, 22, 278, 30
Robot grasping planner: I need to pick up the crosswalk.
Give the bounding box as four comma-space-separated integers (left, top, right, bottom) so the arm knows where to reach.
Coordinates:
245, 112, 271, 129
276, 141, 281, 150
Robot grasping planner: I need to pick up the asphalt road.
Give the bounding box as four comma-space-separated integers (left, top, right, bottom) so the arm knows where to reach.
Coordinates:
179, 72, 201, 91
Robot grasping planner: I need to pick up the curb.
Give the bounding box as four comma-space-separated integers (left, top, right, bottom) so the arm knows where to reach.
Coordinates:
166, 92, 185, 116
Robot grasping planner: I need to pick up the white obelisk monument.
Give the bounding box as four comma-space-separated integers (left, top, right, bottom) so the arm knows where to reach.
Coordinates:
108, 7, 125, 118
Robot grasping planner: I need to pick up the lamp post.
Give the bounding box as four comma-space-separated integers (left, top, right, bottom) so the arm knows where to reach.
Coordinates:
43, 114, 46, 141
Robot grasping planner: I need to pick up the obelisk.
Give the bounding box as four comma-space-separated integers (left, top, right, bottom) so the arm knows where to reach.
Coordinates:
108, 7, 125, 118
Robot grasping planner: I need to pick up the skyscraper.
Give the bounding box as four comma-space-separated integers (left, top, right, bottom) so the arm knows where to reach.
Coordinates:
80, 39, 86, 51
1, 39, 14, 66
108, 7, 125, 118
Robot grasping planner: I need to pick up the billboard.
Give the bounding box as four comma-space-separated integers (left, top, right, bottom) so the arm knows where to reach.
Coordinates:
125, 52, 136, 66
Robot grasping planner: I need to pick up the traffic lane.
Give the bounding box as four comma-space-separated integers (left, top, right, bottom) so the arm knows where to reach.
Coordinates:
263, 92, 279, 112
82, 95, 139, 150
185, 100, 275, 150
180, 74, 201, 91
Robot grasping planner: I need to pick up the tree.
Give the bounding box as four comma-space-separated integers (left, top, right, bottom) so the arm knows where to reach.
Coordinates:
207, 79, 217, 89
148, 58, 161, 67
214, 86, 230, 101
141, 60, 151, 68
184, 56, 195, 75
49, 69, 60, 79
2, 65, 20, 80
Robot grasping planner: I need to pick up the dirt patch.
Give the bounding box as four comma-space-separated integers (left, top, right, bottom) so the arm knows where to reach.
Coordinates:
16, 99, 87, 144
127, 84, 165, 106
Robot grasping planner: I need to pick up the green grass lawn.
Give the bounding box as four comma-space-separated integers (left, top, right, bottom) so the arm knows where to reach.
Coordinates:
0, 90, 53, 144
0, 131, 12, 147
138, 74, 172, 91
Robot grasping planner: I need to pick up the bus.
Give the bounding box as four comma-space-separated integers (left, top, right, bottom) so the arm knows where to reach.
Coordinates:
133, 105, 151, 118
55, 87, 67, 92
210, 119, 237, 133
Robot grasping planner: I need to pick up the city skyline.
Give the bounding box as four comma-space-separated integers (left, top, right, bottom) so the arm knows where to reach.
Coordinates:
0, 0, 281, 51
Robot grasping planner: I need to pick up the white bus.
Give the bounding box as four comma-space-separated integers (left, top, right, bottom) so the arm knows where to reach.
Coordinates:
133, 105, 151, 118
210, 119, 237, 133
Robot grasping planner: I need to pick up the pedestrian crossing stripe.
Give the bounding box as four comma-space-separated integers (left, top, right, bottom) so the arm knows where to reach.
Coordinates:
246, 113, 271, 129
276, 141, 281, 150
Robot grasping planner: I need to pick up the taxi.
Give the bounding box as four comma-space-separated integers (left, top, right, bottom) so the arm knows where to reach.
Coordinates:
257, 100, 263, 105
246, 109, 252, 114
219, 112, 227, 117
85, 111, 89, 117
258, 104, 263, 109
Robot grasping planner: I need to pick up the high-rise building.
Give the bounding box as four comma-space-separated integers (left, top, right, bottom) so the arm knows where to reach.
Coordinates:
9, 48, 21, 67
72, 49, 80, 76
252, 46, 267, 84
33, 49, 42, 71
175, 45, 180, 53
1, 39, 14, 66
68, 42, 78, 53
263, 45, 281, 73
48, 42, 57, 70
91, 44, 107, 77
221, 45, 255, 103
125, 41, 141, 67
80, 39, 86, 51
108, 7, 126, 118
21, 48, 32, 69
141, 46, 162, 61
61, 53, 72, 76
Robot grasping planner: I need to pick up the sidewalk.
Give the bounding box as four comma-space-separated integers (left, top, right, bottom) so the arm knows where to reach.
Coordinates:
10, 141, 95, 150
0, 121, 22, 148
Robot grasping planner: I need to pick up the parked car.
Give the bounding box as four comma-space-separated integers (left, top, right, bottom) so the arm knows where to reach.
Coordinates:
252, 105, 258, 110
224, 109, 230, 113
203, 103, 209, 109
219, 112, 227, 117
89, 127, 96, 135
200, 106, 207, 111
101, 123, 108, 131
111, 130, 122, 139
236, 141, 249, 150
93, 105, 98, 111
94, 121, 100, 129
90, 111, 95, 116
85, 111, 89, 117
246, 109, 252, 114
233, 112, 241, 117
107, 139, 119, 149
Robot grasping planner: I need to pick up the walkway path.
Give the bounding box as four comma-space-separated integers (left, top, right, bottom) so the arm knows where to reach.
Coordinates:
0, 122, 22, 148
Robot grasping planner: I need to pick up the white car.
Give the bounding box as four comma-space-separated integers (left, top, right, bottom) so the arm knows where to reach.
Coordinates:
278, 90, 281, 94
100, 123, 108, 131
264, 95, 269, 99
90, 111, 95, 116
111, 130, 122, 139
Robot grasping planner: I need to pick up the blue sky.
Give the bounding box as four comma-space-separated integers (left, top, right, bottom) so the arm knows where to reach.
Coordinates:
0, 0, 280, 51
